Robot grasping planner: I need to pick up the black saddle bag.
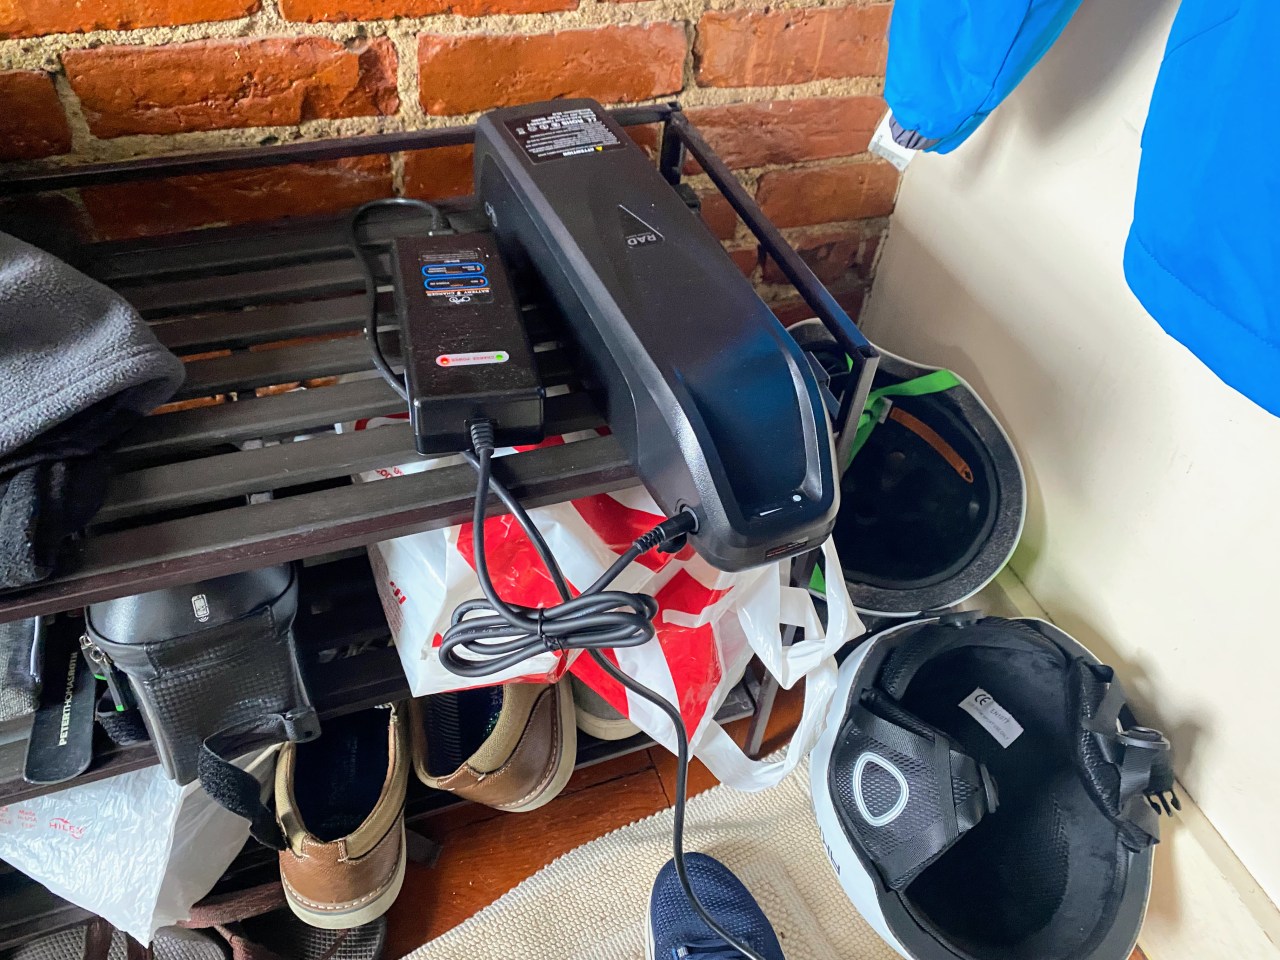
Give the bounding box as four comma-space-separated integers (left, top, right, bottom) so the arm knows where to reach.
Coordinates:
83, 564, 318, 848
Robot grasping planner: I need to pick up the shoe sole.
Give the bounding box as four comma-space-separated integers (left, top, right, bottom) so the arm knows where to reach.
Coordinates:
282, 823, 407, 930
574, 708, 641, 742
500, 679, 578, 813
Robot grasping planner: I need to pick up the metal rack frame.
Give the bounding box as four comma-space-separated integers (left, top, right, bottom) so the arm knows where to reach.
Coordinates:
0, 102, 876, 942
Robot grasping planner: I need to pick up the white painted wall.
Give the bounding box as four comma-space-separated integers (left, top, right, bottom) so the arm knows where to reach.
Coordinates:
860, 0, 1280, 915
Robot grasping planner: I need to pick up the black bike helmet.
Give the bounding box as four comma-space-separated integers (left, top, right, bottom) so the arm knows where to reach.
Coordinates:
789, 320, 1025, 616
811, 614, 1177, 960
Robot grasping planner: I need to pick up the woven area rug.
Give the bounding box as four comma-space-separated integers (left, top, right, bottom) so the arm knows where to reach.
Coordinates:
403, 760, 899, 960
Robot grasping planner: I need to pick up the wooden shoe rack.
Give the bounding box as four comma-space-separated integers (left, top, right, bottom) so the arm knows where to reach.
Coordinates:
0, 104, 877, 945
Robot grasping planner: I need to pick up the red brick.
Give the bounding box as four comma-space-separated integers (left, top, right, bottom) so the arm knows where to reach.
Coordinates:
695, 6, 890, 88
698, 192, 738, 241
763, 223, 885, 285
64, 37, 398, 139
623, 122, 661, 156
771, 298, 815, 326
281, 0, 575, 20
688, 97, 883, 170
726, 245, 758, 278
0, 71, 71, 160
418, 25, 685, 116
403, 143, 474, 201
1, 0, 258, 39
82, 156, 393, 241
771, 286, 865, 325
756, 162, 899, 228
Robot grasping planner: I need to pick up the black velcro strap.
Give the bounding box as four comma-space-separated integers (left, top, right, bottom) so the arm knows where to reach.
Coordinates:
1073, 659, 1174, 843
829, 690, 997, 890
198, 709, 319, 851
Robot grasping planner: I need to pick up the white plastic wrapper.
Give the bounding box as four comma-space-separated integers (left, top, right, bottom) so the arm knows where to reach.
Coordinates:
348, 415, 867, 791
0, 749, 275, 943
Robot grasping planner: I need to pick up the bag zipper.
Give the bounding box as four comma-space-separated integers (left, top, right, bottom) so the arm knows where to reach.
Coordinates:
79, 634, 132, 712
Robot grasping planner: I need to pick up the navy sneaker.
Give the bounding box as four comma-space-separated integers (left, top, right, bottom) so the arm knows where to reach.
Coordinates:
647, 853, 785, 960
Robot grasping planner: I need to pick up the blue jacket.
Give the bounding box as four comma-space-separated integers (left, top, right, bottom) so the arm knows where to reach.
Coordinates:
884, 0, 1084, 152
885, 0, 1280, 416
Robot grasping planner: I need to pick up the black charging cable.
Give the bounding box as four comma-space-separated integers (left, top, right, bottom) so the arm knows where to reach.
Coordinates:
439, 421, 769, 960
348, 197, 452, 404
440, 425, 688, 677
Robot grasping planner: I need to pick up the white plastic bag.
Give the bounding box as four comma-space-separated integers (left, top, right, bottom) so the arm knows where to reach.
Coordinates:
0, 749, 275, 943
352, 420, 865, 790
570, 528, 860, 791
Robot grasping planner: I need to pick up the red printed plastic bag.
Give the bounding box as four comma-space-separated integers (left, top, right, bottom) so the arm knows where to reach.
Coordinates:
352, 421, 863, 789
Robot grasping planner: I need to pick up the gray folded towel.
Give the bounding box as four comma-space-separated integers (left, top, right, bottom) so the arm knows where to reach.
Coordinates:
0, 231, 185, 588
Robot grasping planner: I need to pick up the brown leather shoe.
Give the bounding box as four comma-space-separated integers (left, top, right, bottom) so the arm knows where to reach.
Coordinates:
276, 704, 409, 929
411, 679, 576, 812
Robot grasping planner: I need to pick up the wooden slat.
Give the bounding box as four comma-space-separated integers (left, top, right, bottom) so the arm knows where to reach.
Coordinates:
0, 737, 156, 808
0, 436, 633, 624
150, 294, 557, 355
98, 422, 413, 523
88, 211, 446, 284
91, 220, 354, 283
150, 294, 377, 353
117, 377, 406, 463
174, 337, 574, 401
123, 257, 370, 317
175, 334, 374, 398
98, 392, 604, 523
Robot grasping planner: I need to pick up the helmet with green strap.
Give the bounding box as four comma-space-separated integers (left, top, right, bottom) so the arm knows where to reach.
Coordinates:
789, 320, 1025, 616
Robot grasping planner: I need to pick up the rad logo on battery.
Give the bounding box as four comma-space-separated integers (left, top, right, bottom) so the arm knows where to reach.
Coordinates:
437, 351, 510, 367
618, 205, 663, 248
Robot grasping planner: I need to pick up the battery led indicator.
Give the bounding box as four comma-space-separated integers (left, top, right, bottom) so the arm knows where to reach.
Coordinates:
437, 351, 509, 367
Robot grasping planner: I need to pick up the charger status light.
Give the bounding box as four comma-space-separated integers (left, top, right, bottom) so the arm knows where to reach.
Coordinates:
437, 351, 509, 367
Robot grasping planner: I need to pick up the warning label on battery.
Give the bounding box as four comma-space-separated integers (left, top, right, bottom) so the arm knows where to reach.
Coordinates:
505, 107, 626, 163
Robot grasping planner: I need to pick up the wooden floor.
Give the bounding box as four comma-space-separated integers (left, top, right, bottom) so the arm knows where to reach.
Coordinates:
383, 681, 1145, 960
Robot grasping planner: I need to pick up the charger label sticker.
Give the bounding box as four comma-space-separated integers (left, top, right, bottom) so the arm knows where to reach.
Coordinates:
437, 351, 509, 367
958, 688, 1024, 748
506, 106, 626, 163
419, 248, 492, 304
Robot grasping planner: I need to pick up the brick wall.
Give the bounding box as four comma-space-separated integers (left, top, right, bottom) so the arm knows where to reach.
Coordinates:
0, 0, 896, 316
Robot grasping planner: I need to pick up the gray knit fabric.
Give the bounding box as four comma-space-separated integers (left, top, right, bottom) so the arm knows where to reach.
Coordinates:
0, 232, 185, 465
0, 232, 185, 587
0, 618, 37, 722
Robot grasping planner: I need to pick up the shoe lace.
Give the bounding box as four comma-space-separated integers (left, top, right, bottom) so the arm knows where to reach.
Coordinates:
676, 938, 750, 959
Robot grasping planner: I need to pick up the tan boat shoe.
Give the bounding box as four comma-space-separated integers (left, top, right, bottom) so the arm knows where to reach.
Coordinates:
275, 704, 409, 929
411, 679, 576, 812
